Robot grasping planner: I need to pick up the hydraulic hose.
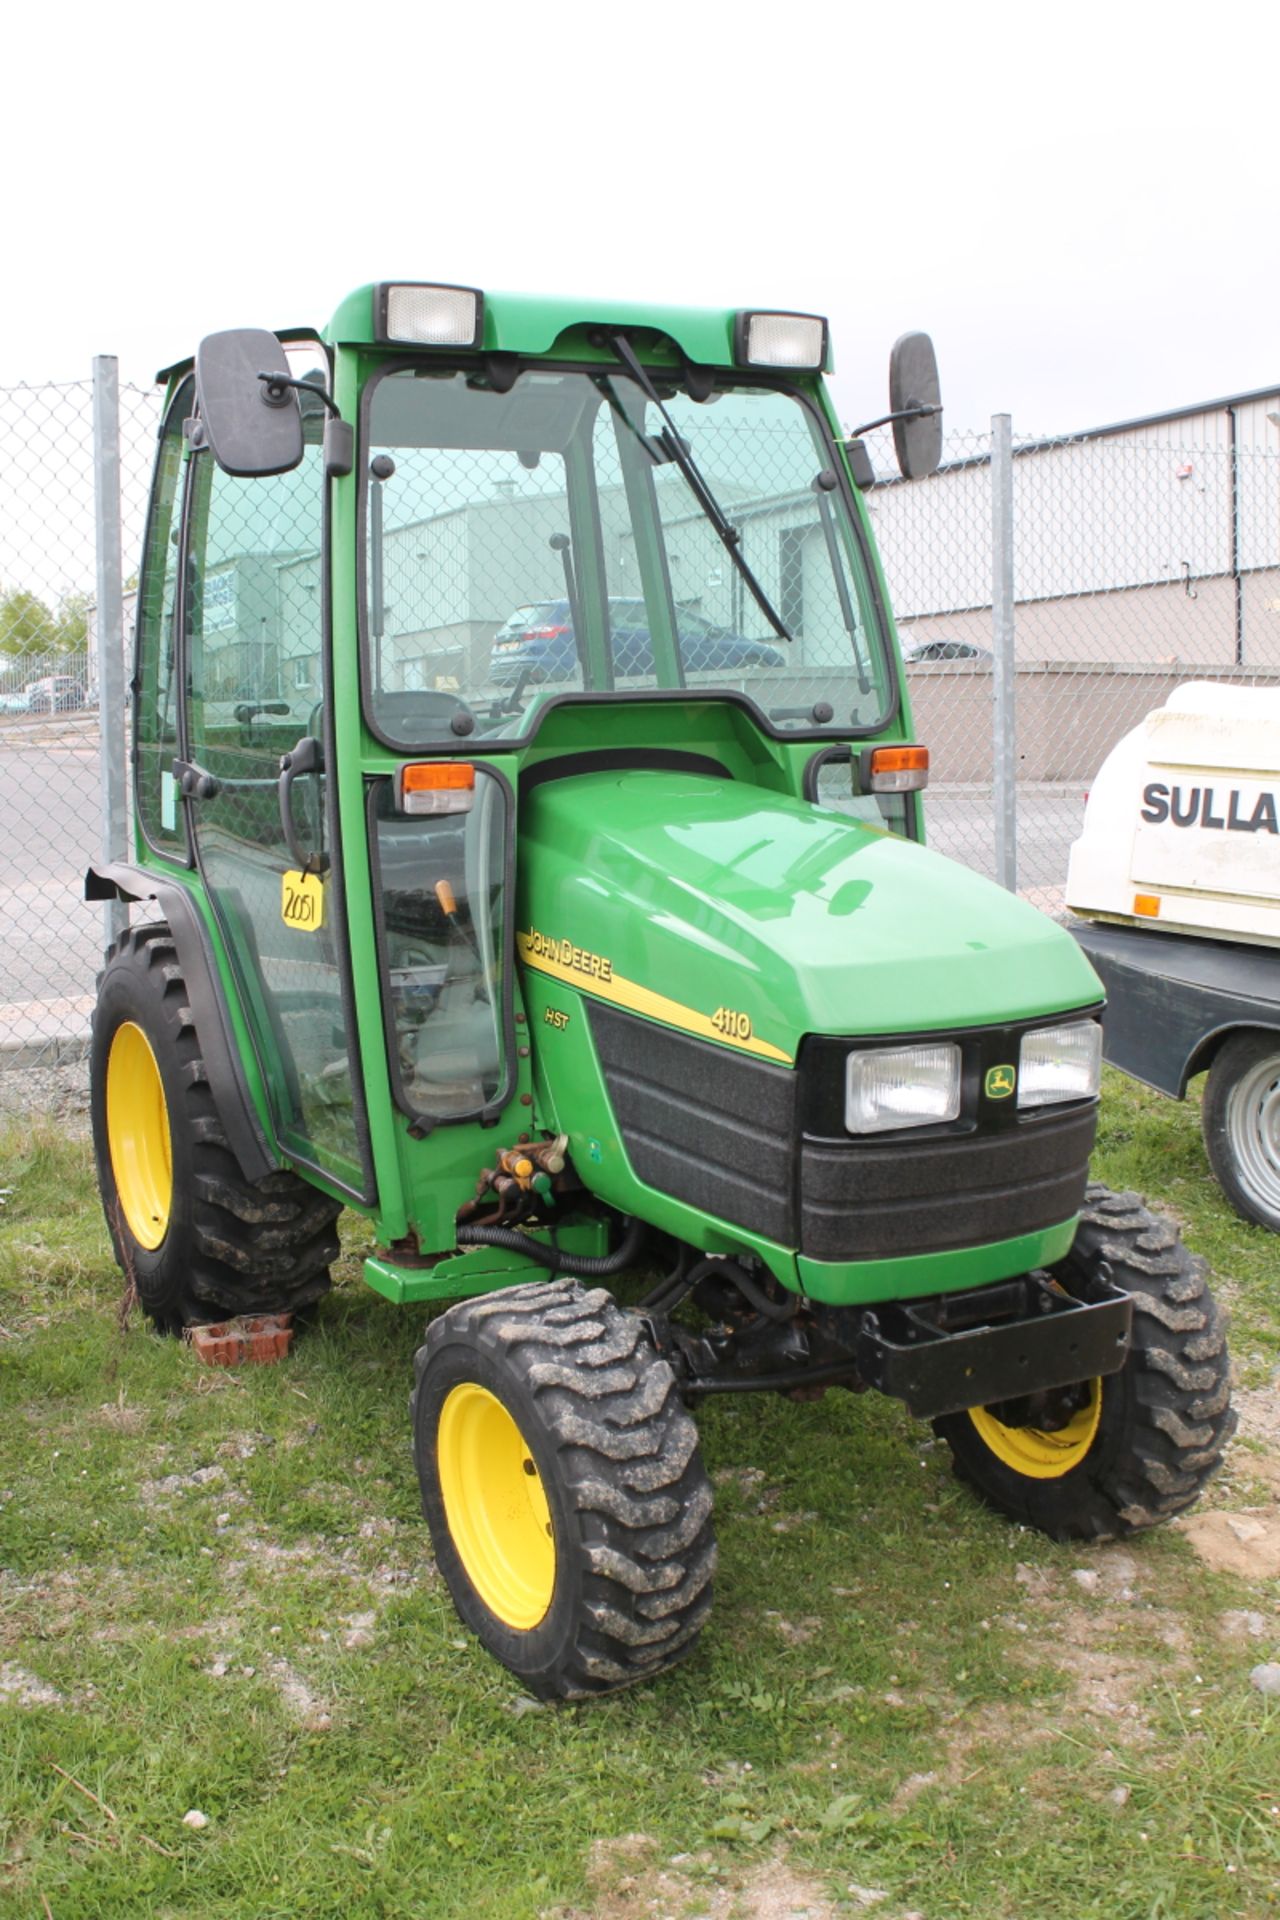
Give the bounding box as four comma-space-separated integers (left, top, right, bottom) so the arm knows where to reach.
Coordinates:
640, 1254, 797, 1321
454, 1214, 646, 1278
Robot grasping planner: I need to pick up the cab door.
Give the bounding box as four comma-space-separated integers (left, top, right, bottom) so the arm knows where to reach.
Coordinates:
179, 397, 371, 1199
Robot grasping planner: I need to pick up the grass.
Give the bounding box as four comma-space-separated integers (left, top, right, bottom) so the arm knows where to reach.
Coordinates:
1, 1070, 1277, 1919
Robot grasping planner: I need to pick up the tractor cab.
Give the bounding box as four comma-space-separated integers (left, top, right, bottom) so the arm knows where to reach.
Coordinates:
125, 286, 947, 1239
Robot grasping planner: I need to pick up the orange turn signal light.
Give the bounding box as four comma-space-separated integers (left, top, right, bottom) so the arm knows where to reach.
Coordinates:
402, 762, 475, 791
396, 761, 476, 814
859, 744, 930, 793
1133, 893, 1161, 918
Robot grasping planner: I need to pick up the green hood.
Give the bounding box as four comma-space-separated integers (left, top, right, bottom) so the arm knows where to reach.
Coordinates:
518, 770, 1100, 1063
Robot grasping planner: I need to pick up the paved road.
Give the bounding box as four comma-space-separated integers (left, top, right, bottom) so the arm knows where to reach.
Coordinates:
0, 715, 1088, 1059
0, 721, 105, 1053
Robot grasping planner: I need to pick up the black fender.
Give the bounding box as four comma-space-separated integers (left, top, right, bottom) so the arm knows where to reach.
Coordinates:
86, 860, 280, 1181
1070, 917, 1280, 1098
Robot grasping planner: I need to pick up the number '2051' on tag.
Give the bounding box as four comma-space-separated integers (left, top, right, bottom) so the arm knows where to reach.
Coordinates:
281, 869, 325, 931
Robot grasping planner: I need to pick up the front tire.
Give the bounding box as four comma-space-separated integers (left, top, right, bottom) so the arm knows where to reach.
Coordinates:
412, 1278, 716, 1699
933, 1185, 1235, 1540
91, 922, 342, 1332
1202, 1030, 1280, 1233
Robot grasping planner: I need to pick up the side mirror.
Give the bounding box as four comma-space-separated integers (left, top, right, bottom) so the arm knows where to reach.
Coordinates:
889, 332, 943, 480
193, 328, 303, 478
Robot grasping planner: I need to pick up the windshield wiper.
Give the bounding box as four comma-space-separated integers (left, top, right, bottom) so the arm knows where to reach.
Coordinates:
607, 334, 793, 646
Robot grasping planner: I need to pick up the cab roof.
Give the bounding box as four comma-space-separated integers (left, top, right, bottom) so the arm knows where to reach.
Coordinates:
325, 284, 827, 370
156, 286, 833, 386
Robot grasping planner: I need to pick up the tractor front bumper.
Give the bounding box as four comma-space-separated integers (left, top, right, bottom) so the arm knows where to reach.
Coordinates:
850, 1271, 1134, 1421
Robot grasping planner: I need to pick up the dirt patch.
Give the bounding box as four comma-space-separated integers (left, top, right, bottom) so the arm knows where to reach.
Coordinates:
1022, 1578, 1181, 1740
267, 1656, 333, 1732
765, 1613, 822, 1647
1218, 1609, 1272, 1641
203, 1644, 334, 1731
1233, 1385, 1280, 1455
1047, 1642, 1159, 1738
918, 1696, 1059, 1798
137, 1463, 226, 1501
1224, 1389, 1280, 1499
1176, 1508, 1280, 1579
572, 1841, 838, 1920
0, 1661, 63, 1708
891, 1770, 939, 1810
0, 1565, 134, 1653
712, 1468, 767, 1496
1014, 1561, 1057, 1600
216, 1524, 431, 1598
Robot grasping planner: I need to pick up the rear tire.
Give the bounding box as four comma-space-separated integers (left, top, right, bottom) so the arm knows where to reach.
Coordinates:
1202, 1030, 1280, 1233
412, 1278, 716, 1699
933, 1185, 1235, 1540
90, 921, 341, 1333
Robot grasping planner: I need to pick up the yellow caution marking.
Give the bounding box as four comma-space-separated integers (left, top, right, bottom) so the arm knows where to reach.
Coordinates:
518, 929, 793, 1065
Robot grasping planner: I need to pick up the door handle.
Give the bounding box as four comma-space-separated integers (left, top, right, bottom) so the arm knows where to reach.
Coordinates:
172, 757, 223, 801
278, 735, 329, 874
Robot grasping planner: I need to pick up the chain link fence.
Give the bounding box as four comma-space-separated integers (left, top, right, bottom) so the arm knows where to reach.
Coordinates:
862, 424, 1001, 883
2, 370, 1277, 1087
864, 409, 1280, 905
0, 374, 159, 1094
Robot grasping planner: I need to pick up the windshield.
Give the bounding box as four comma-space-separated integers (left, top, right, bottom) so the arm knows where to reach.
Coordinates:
362, 365, 894, 745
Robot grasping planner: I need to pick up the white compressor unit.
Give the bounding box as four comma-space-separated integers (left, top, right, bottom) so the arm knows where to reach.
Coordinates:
1065, 679, 1280, 1232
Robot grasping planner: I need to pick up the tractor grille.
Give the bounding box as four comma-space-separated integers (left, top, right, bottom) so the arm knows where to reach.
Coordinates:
588, 1002, 1097, 1262
588, 1002, 797, 1242
798, 1107, 1096, 1258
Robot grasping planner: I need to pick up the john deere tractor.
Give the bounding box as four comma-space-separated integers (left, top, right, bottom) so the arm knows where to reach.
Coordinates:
88, 285, 1234, 1698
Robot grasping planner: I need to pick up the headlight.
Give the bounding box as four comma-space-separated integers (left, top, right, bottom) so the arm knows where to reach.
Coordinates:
846, 1042, 961, 1134
1018, 1020, 1102, 1109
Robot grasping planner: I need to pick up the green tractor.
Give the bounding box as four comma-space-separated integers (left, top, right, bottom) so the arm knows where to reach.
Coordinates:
88, 285, 1234, 1698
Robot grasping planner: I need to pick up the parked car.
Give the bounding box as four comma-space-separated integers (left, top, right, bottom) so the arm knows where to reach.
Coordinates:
900, 636, 991, 664
489, 598, 786, 686
0, 687, 30, 715
24, 675, 86, 713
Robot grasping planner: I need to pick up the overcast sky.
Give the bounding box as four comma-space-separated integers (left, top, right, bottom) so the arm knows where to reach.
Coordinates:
4, 0, 1275, 437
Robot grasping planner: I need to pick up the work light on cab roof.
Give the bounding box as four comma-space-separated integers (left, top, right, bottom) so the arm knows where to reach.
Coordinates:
377, 283, 484, 348
733, 310, 829, 371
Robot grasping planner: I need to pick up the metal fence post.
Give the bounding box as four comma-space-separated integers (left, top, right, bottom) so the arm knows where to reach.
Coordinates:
93, 355, 128, 948
991, 413, 1017, 891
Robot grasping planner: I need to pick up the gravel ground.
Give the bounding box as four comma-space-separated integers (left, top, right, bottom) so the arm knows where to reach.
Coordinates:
0, 1056, 91, 1132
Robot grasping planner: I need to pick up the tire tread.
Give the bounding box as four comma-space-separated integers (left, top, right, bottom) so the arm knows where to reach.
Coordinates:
412, 1277, 716, 1699
91, 921, 341, 1331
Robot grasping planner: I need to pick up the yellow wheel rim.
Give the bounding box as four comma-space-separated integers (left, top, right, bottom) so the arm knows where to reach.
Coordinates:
437, 1383, 556, 1629
105, 1021, 172, 1250
968, 1379, 1103, 1480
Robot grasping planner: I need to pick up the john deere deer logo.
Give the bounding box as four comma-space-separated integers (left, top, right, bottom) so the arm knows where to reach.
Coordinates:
985, 1064, 1016, 1100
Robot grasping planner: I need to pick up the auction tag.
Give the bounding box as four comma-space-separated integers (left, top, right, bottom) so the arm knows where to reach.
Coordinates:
281, 868, 325, 932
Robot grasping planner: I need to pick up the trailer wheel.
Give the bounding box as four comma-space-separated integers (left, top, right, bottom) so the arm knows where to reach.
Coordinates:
91, 922, 341, 1333
933, 1185, 1234, 1540
412, 1278, 716, 1699
1202, 1030, 1280, 1234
